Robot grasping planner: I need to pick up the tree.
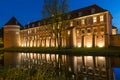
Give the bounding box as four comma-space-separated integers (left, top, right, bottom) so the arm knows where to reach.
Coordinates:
42, 0, 69, 49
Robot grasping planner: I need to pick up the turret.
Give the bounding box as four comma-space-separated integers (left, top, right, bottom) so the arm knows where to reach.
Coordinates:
4, 17, 21, 48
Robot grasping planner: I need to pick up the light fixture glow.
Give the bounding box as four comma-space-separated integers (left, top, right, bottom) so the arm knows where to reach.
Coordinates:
87, 56, 93, 60
98, 57, 105, 60
98, 42, 104, 47
78, 43, 81, 48
86, 42, 92, 48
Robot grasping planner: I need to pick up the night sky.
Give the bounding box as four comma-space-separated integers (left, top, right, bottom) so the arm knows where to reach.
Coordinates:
0, 0, 120, 32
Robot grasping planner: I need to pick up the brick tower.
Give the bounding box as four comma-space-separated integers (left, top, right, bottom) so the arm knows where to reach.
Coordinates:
4, 17, 21, 48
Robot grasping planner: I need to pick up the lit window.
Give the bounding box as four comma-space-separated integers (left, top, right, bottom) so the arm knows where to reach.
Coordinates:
77, 30, 79, 34
68, 30, 70, 35
32, 36, 34, 40
100, 15, 104, 22
58, 25, 60, 29
35, 36, 36, 39
70, 21, 73, 26
28, 30, 29, 34
28, 30, 31, 34
53, 25, 55, 30
77, 30, 79, 36
82, 19, 85, 24
93, 17, 97, 23
53, 33, 55, 37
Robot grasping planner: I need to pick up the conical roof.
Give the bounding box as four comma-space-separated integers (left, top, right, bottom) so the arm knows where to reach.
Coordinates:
5, 17, 22, 26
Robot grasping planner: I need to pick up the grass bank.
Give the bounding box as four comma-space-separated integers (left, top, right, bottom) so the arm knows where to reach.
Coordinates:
2, 47, 120, 56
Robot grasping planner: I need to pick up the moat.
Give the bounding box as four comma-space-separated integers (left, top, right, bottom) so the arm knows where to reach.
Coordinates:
0, 52, 119, 80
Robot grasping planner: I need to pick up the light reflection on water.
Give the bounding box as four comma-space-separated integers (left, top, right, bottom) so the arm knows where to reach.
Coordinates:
3, 52, 120, 80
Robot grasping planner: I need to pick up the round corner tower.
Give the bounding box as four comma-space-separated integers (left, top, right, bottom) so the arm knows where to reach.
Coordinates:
4, 17, 21, 48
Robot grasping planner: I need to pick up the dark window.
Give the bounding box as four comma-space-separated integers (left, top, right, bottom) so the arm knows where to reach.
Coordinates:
101, 28, 104, 32
87, 18, 91, 24
78, 12, 82, 16
87, 29, 91, 33
102, 36, 103, 38
91, 8, 95, 13
76, 21, 79, 25
68, 15, 71, 19
82, 30, 85, 34
94, 29, 97, 32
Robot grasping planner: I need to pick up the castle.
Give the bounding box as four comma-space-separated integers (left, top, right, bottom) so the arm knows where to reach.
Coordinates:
4, 4, 119, 48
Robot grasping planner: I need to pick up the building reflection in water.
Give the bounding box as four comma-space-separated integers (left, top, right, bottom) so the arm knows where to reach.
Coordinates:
4, 52, 111, 80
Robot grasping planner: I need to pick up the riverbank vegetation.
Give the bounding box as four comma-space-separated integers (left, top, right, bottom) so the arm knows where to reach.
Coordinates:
2, 46, 120, 56
0, 67, 66, 80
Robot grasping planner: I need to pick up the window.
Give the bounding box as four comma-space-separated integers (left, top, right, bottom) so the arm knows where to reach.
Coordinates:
77, 30, 80, 36
38, 35, 39, 38
77, 30, 80, 34
38, 22, 40, 26
94, 29, 97, 32
87, 29, 91, 33
28, 30, 29, 34
81, 30, 85, 34
100, 28, 104, 32
68, 30, 70, 35
87, 18, 91, 24
100, 15, 104, 22
58, 24, 60, 29
75, 20, 79, 25
53, 25, 55, 30
70, 21, 73, 26
68, 15, 71, 19
78, 12, 82, 16
32, 24, 34, 27
35, 36, 37, 39
53, 33, 55, 37
28, 30, 31, 34
32, 36, 34, 40
91, 8, 95, 13
93, 17, 97, 23
82, 19, 85, 24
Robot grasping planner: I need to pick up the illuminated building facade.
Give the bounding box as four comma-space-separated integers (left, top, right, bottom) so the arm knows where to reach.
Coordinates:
3, 4, 118, 48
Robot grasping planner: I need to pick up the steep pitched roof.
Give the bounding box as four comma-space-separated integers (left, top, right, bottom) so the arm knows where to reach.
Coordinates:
5, 17, 19, 25
24, 4, 108, 29
4, 17, 23, 29
112, 26, 117, 29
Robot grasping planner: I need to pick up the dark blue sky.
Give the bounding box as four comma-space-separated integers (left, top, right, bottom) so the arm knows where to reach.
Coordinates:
0, 0, 120, 32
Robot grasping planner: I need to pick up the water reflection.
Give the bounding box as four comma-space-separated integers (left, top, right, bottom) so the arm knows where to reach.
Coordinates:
4, 52, 112, 80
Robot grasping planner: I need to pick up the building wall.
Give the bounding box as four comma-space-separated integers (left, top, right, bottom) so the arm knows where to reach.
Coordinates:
20, 11, 112, 48
110, 35, 120, 46
4, 25, 20, 48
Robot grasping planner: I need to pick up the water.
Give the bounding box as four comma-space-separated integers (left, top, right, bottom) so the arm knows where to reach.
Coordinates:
2, 52, 120, 80
114, 68, 120, 80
